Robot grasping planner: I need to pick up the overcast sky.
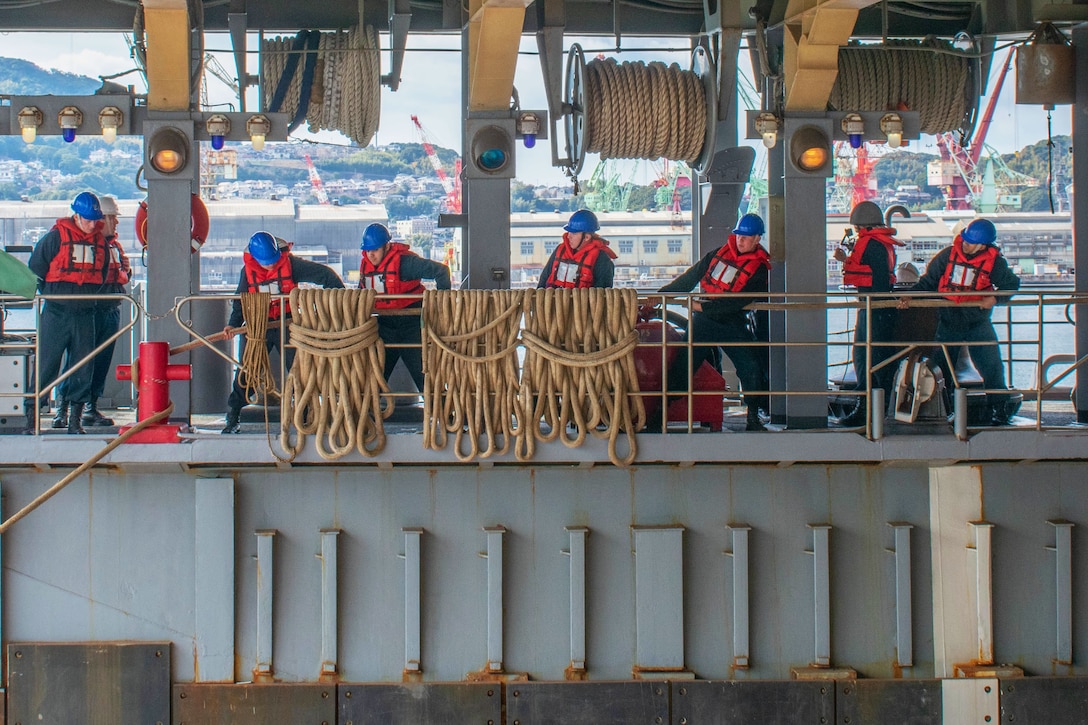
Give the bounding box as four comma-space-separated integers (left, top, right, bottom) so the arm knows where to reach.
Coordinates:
0, 30, 1074, 189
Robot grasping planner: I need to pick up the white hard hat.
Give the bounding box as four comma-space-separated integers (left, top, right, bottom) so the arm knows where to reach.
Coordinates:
99, 196, 120, 216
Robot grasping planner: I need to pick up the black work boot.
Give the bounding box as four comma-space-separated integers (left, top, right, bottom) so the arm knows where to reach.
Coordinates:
838, 401, 867, 427
222, 406, 242, 434
745, 406, 767, 432
51, 400, 69, 429
67, 402, 86, 435
82, 402, 115, 426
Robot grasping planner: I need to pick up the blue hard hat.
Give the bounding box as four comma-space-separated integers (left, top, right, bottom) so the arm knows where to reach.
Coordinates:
962, 219, 997, 246
248, 231, 282, 265
732, 213, 765, 236
360, 223, 392, 251
564, 209, 600, 233
71, 191, 103, 221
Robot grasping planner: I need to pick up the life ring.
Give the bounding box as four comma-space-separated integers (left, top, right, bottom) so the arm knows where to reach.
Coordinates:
135, 194, 210, 253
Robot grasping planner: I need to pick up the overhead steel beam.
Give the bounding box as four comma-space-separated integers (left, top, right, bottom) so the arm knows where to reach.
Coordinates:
468, 0, 533, 111
143, 0, 193, 111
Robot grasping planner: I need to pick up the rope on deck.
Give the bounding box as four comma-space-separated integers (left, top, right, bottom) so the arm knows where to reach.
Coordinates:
421, 289, 525, 462
280, 288, 392, 461
517, 288, 645, 468
238, 292, 277, 402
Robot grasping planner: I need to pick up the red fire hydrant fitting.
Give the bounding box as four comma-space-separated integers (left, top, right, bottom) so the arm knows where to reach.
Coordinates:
116, 341, 192, 443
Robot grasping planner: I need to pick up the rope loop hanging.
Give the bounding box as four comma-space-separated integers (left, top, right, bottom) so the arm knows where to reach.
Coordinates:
238, 292, 277, 403
829, 39, 974, 135
261, 25, 381, 146
280, 288, 392, 461
516, 288, 645, 467
583, 57, 706, 164
421, 290, 526, 462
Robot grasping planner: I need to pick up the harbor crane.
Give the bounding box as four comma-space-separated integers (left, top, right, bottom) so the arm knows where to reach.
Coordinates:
304, 154, 330, 205
411, 115, 462, 213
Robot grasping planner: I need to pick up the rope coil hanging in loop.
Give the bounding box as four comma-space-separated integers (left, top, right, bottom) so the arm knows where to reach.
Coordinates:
238, 292, 277, 403
583, 57, 706, 164
829, 39, 974, 135
421, 290, 526, 462
279, 288, 392, 461
261, 25, 381, 146
517, 288, 645, 467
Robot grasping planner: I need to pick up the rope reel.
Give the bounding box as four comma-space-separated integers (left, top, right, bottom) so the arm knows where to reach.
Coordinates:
422, 290, 525, 462
280, 288, 392, 461
564, 44, 716, 176
828, 39, 975, 135
261, 26, 382, 146
517, 288, 645, 468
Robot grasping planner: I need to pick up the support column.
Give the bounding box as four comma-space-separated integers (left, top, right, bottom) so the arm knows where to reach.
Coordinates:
1073, 24, 1088, 423
318, 529, 340, 679
194, 478, 234, 682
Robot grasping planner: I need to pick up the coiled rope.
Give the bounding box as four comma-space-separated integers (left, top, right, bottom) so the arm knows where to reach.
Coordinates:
584, 57, 706, 163
261, 25, 381, 146
829, 39, 973, 135
517, 288, 645, 467
280, 288, 392, 460
422, 290, 526, 462
238, 292, 277, 403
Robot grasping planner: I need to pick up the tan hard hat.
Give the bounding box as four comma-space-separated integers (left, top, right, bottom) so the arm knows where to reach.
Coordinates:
99, 196, 120, 216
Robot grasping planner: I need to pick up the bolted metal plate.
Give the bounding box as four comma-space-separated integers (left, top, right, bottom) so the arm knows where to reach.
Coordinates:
505, 681, 669, 725
340, 682, 501, 725
7, 642, 170, 725
1000, 676, 1088, 724
837, 679, 942, 724
675, 680, 834, 724
173, 683, 336, 725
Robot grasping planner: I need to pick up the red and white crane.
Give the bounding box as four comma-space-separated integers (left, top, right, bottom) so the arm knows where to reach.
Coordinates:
304, 153, 330, 205
411, 115, 462, 214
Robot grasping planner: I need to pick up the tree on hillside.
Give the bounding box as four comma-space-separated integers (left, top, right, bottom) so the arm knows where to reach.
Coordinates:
871, 151, 940, 197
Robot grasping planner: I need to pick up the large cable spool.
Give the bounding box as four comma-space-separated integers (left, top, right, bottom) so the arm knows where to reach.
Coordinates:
828, 39, 975, 135
261, 26, 381, 146
564, 44, 717, 175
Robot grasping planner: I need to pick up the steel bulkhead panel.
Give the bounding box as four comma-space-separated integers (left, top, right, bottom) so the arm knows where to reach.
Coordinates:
504, 681, 669, 725
7, 642, 170, 725
674, 680, 834, 724
172, 683, 336, 725
339, 682, 500, 724
837, 679, 942, 724
1000, 677, 1088, 723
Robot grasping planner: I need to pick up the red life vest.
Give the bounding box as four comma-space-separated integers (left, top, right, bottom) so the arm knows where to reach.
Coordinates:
938, 235, 1000, 304
103, 238, 130, 286
700, 235, 771, 294
44, 217, 108, 285
543, 234, 613, 289
359, 242, 426, 309
243, 251, 297, 319
842, 227, 900, 288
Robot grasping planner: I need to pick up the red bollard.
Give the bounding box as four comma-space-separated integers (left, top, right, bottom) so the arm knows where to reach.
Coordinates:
116, 341, 192, 443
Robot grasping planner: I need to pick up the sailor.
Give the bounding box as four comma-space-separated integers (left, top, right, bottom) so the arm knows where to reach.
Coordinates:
358, 223, 451, 393
898, 218, 1020, 426
222, 231, 344, 433
55, 195, 130, 428
28, 191, 110, 434
537, 209, 617, 289
833, 200, 903, 426
656, 212, 771, 431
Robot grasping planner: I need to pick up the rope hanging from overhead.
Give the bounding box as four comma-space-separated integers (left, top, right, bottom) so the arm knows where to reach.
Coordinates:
421, 290, 526, 462
261, 25, 382, 146
279, 288, 393, 461
829, 39, 974, 135
517, 288, 645, 468
584, 57, 706, 164
238, 292, 277, 403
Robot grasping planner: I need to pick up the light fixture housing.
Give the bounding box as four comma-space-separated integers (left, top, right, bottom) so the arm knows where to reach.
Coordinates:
246, 114, 271, 151
755, 111, 780, 149
841, 113, 864, 149
98, 106, 123, 144
516, 111, 541, 149
206, 114, 231, 151
58, 106, 83, 143
880, 112, 904, 148
17, 106, 42, 144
